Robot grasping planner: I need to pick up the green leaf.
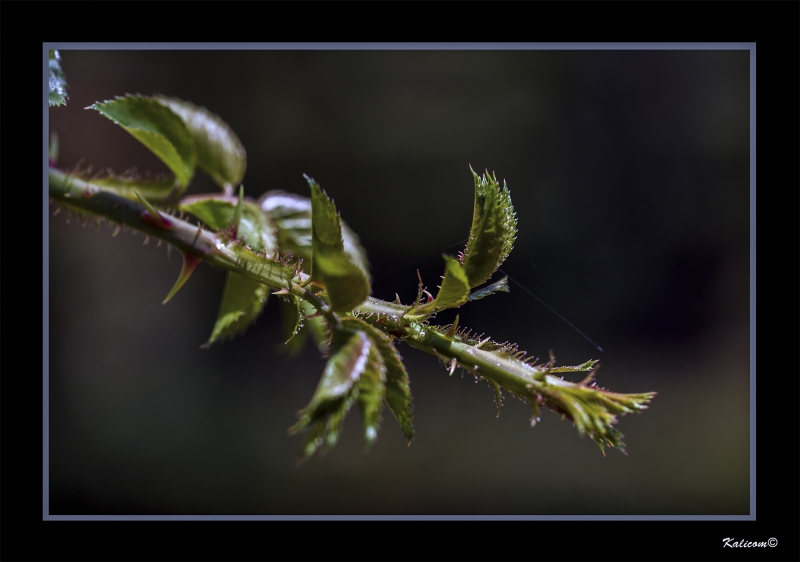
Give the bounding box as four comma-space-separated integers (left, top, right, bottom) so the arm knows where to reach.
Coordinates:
536, 380, 655, 455
341, 317, 413, 441
417, 255, 471, 314
258, 190, 369, 276
313, 252, 371, 314
356, 345, 387, 447
156, 96, 247, 191
461, 168, 517, 288
297, 329, 370, 418
89, 95, 196, 188
306, 177, 371, 313
289, 330, 373, 461
48, 50, 68, 106
180, 194, 278, 253
203, 271, 268, 346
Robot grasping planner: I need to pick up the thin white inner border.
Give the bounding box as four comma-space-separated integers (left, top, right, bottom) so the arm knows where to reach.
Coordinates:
43, 42, 756, 521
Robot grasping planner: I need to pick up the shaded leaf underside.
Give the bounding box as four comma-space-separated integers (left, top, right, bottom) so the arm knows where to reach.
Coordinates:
290, 330, 373, 461
205, 272, 269, 346
341, 317, 413, 441
89, 95, 196, 187
258, 190, 369, 275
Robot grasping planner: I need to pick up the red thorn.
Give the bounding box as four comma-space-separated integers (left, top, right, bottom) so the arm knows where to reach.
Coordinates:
162, 252, 202, 304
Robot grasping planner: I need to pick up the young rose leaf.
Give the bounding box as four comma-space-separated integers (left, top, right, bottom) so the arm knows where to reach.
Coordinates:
156, 96, 247, 191
535, 379, 656, 455
356, 345, 387, 447
89, 95, 196, 188
180, 194, 278, 253
258, 190, 369, 275
289, 330, 372, 461
48, 50, 68, 107
461, 168, 517, 288
341, 317, 413, 441
313, 252, 371, 314
306, 176, 371, 313
203, 271, 269, 347
416, 255, 471, 314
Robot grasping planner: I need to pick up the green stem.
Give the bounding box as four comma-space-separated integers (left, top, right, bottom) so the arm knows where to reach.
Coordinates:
49, 166, 654, 451
50, 167, 378, 327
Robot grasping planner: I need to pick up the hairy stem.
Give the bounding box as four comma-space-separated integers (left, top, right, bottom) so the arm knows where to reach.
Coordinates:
49, 166, 653, 450
50, 167, 388, 327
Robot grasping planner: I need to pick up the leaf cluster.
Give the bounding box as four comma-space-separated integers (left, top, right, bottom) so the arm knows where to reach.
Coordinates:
49, 58, 655, 462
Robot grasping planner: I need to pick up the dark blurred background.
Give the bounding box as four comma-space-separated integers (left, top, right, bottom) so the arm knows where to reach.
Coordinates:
48, 49, 750, 515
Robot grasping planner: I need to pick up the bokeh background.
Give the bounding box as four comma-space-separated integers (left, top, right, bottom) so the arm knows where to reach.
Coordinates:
47, 49, 750, 515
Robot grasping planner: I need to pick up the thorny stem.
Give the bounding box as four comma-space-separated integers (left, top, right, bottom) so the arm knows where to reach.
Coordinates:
49, 166, 654, 450
346, 304, 654, 452
50, 167, 372, 329
350, 310, 581, 397
47, 167, 587, 363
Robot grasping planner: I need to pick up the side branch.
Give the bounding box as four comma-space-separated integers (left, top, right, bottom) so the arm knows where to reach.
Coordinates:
407, 326, 654, 452
350, 311, 655, 453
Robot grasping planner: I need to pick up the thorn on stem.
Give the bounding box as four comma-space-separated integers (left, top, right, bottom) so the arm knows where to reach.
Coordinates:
445, 315, 460, 340
162, 251, 202, 304
135, 191, 172, 230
